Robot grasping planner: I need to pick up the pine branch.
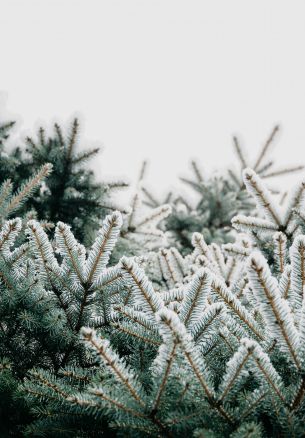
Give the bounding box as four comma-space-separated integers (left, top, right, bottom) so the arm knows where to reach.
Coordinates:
112, 321, 161, 346
233, 136, 248, 169
232, 215, 278, 234
261, 165, 304, 179
191, 302, 223, 341
210, 274, 265, 341
179, 269, 211, 327
222, 242, 251, 259
67, 118, 79, 160
85, 211, 122, 283
120, 257, 164, 318
191, 160, 204, 183
113, 305, 158, 333
4, 163, 53, 217
248, 253, 301, 369
289, 235, 305, 314
141, 187, 159, 208
54, 123, 64, 146
81, 327, 145, 406
38, 127, 46, 147
0, 180, 13, 211
273, 232, 287, 274
71, 148, 100, 165
0, 218, 22, 253
156, 308, 215, 400
151, 342, 178, 413
210, 243, 227, 278
218, 342, 252, 402
26, 219, 61, 280
241, 339, 286, 403
242, 168, 282, 227
136, 205, 171, 229
254, 125, 280, 171
158, 249, 181, 287
283, 180, 305, 229
55, 221, 86, 283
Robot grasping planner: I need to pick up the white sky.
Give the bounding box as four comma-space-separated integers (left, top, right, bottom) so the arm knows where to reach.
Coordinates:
1, 0, 305, 196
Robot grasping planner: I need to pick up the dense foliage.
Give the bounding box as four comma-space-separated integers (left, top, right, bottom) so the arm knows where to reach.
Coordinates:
1, 115, 305, 437
142, 126, 303, 253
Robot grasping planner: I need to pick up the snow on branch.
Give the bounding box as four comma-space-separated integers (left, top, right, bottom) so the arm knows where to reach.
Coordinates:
120, 257, 164, 318
210, 273, 265, 341
248, 252, 301, 369
85, 211, 122, 283
243, 168, 282, 227
26, 219, 61, 281
179, 268, 211, 327
232, 215, 278, 235
81, 327, 145, 406
55, 221, 86, 283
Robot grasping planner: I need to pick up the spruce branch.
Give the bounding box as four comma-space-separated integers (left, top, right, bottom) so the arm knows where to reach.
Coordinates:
191, 160, 204, 183
141, 186, 159, 208
254, 125, 280, 171
0, 180, 13, 211
248, 253, 301, 369
242, 168, 282, 227
232, 215, 278, 234
81, 327, 145, 406
0, 218, 22, 253
210, 274, 265, 341
180, 268, 211, 327
156, 308, 216, 403
289, 235, 305, 313
283, 180, 305, 228
55, 221, 86, 283
241, 339, 286, 403
54, 122, 64, 146
159, 249, 180, 286
4, 163, 53, 217
191, 302, 223, 342
261, 165, 305, 179
218, 342, 252, 402
223, 242, 251, 259
85, 211, 122, 283
120, 257, 164, 318
273, 232, 287, 274
136, 204, 172, 229
233, 136, 248, 169
71, 147, 100, 165
151, 341, 178, 413
67, 118, 79, 160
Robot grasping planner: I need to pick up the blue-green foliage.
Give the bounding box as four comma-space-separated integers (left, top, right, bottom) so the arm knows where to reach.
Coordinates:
1, 117, 305, 437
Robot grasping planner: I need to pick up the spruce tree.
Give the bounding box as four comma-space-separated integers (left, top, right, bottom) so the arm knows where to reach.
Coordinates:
21, 119, 129, 245
22, 168, 305, 437
2, 112, 305, 437
0, 164, 53, 436
142, 126, 303, 254
0, 206, 124, 435
0, 117, 129, 245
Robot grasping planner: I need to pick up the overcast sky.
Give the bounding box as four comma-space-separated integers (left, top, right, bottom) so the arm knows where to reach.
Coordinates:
1, 0, 305, 195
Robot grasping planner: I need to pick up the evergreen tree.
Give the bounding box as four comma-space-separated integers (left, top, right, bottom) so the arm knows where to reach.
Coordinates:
142, 126, 303, 254
21, 119, 130, 245
0, 164, 53, 436
21, 168, 305, 437
0, 206, 125, 435
2, 111, 305, 437
0, 117, 129, 245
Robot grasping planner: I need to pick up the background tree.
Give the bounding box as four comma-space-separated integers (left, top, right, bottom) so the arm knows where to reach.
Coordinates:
142, 126, 304, 254
0, 118, 129, 245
